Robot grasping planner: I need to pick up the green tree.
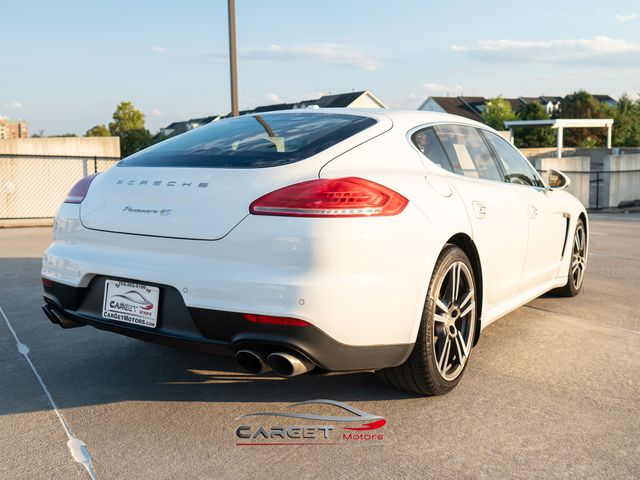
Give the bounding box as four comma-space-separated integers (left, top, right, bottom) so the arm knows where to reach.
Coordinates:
108, 101, 146, 135
85, 124, 110, 137
481, 97, 517, 130
514, 103, 556, 148
119, 128, 153, 158
559, 91, 608, 147
611, 94, 640, 147
108, 101, 152, 157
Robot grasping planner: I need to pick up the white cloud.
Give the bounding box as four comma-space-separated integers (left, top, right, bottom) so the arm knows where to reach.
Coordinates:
613, 13, 638, 23
151, 108, 165, 117
5, 100, 22, 108
421, 83, 464, 95
265, 93, 283, 103
451, 36, 640, 67
149, 46, 168, 54
205, 43, 381, 71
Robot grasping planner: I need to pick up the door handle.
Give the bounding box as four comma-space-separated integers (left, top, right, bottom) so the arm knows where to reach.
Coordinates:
529, 205, 539, 219
472, 201, 487, 219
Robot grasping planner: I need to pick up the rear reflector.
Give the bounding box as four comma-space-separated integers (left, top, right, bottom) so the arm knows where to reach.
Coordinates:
42, 278, 53, 287
243, 313, 311, 327
249, 177, 408, 217
64, 173, 99, 204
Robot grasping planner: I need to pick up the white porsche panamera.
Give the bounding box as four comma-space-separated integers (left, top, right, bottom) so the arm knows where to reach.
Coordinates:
41, 109, 588, 395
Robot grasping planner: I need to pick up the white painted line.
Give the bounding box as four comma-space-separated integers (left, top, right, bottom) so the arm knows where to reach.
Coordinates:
0, 305, 96, 479
589, 232, 607, 236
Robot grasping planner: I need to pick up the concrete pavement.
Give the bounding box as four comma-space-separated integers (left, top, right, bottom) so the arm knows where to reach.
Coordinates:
1, 214, 638, 479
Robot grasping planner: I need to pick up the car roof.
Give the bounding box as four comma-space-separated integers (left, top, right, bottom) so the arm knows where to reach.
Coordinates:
250, 107, 490, 132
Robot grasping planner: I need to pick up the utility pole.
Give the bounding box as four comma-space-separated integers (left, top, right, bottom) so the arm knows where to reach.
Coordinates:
228, 0, 239, 116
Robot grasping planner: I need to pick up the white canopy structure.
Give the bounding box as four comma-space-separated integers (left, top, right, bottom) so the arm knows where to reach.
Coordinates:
503, 118, 614, 158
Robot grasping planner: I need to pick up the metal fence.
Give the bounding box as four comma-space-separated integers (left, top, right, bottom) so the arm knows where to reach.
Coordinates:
590, 169, 640, 210
0, 154, 120, 219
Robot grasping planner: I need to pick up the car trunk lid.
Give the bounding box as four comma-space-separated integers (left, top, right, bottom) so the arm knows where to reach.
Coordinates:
79, 112, 391, 240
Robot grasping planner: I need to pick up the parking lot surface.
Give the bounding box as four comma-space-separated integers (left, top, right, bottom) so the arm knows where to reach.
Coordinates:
1, 213, 639, 479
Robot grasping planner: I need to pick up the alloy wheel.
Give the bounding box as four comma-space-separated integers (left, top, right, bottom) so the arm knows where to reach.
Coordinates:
433, 261, 476, 381
571, 224, 587, 290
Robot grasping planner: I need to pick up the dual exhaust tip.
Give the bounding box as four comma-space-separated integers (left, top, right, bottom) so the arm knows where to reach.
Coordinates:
236, 349, 314, 377
42, 304, 312, 376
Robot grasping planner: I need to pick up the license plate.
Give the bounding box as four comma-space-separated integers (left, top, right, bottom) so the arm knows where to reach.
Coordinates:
102, 280, 160, 328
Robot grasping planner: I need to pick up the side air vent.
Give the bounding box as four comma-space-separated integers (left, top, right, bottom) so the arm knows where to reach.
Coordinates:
560, 213, 571, 258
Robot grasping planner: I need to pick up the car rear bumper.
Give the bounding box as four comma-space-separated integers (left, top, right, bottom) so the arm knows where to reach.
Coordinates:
43, 203, 441, 347
42, 277, 413, 371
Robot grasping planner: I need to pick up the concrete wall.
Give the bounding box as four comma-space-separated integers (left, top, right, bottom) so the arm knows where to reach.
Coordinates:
521, 147, 577, 161
603, 154, 640, 208
0, 137, 120, 157
521, 147, 640, 169
534, 157, 591, 208
0, 137, 120, 221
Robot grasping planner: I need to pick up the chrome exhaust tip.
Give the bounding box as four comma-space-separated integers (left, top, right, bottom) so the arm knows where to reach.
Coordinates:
267, 352, 315, 377
236, 350, 271, 374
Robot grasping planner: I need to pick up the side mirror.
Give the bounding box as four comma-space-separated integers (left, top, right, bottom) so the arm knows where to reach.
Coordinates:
546, 169, 571, 190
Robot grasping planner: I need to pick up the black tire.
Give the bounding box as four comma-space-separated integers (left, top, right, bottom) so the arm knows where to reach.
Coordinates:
378, 245, 477, 395
551, 218, 587, 297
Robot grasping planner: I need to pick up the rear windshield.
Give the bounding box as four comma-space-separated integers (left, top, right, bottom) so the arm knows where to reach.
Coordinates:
119, 112, 377, 168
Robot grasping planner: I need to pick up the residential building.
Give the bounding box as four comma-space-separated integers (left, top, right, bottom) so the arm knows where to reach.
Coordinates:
538, 96, 563, 114
159, 91, 386, 138
418, 96, 485, 122
160, 115, 220, 138
592, 95, 617, 108
419, 94, 616, 119
236, 90, 386, 116
0, 118, 28, 139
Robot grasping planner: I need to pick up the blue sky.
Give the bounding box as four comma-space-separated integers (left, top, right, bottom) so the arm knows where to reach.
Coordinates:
2, 0, 640, 135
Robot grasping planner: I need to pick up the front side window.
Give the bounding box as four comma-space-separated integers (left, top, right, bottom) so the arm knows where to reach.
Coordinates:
119, 113, 377, 168
483, 131, 543, 187
411, 127, 453, 172
434, 125, 503, 181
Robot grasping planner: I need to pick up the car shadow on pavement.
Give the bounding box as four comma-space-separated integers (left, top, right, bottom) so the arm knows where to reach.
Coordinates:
1, 337, 419, 417
0, 257, 418, 418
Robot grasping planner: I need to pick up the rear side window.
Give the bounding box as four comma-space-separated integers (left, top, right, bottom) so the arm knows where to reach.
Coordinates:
119, 113, 377, 168
434, 124, 503, 182
412, 128, 453, 172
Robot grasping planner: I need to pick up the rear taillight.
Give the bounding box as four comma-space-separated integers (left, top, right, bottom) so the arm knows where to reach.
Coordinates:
64, 173, 98, 204
243, 313, 311, 327
249, 177, 408, 217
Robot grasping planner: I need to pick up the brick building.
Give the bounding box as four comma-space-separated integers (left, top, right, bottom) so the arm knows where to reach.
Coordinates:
0, 118, 28, 139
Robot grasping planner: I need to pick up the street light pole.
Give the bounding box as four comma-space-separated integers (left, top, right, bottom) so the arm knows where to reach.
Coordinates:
228, 0, 239, 117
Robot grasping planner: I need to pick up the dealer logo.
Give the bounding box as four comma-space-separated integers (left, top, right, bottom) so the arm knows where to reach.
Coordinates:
235, 399, 387, 446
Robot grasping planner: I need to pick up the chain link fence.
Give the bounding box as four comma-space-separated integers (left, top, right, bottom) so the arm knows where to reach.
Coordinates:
0, 154, 119, 219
